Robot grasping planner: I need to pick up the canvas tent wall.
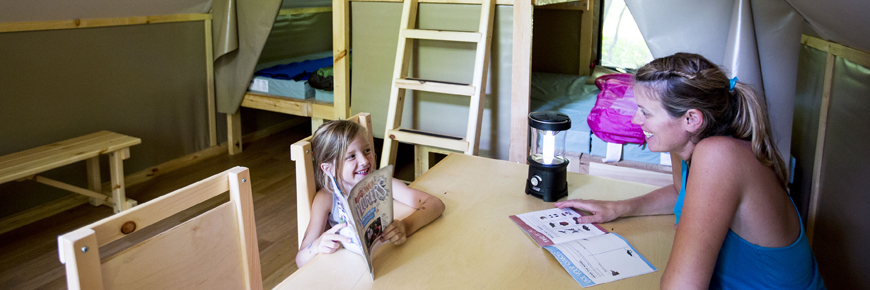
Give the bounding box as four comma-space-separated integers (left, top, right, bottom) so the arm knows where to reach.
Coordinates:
624, 0, 870, 288
0, 0, 287, 231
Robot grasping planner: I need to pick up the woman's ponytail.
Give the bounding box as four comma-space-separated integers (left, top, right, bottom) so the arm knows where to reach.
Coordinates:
730, 83, 789, 188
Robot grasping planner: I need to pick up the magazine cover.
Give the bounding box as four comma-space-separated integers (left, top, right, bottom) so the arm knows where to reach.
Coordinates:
329, 165, 394, 280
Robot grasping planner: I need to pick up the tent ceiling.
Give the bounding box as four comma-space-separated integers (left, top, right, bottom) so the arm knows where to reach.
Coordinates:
0, 0, 211, 23
786, 0, 870, 53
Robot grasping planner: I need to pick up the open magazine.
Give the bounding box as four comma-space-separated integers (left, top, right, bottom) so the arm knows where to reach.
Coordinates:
510, 207, 657, 287
328, 165, 394, 280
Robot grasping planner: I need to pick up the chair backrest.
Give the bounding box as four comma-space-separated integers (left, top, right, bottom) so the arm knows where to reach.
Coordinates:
587, 162, 673, 187
290, 113, 372, 249
57, 167, 262, 290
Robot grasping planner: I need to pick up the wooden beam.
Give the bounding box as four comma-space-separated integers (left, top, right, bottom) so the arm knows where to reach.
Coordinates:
0, 13, 212, 33
577, 0, 595, 76
802, 34, 870, 69
510, 0, 533, 163
806, 52, 836, 246
279, 7, 333, 15
537, 0, 590, 10
352, 0, 515, 5
333, 0, 351, 120
205, 19, 217, 147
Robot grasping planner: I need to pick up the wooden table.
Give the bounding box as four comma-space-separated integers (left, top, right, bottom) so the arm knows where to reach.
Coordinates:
276, 153, 675, 289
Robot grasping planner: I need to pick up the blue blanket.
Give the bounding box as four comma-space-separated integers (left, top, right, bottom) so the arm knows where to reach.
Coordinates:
254, 56, 333, 81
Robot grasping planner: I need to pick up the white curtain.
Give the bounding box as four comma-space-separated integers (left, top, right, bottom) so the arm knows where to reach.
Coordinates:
624, 0, 804, 162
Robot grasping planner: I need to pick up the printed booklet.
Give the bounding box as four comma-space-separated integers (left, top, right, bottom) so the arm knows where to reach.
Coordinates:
328, 165, 394, 280
509, 207, 657, 287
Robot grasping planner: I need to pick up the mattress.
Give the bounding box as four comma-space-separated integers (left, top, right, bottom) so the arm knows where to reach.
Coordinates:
530, 72, 671, 166
249, 51, 334, 100
530, 72, 598, 155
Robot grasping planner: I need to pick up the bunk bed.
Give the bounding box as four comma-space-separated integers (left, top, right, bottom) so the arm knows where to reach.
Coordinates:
226, 7, 347, 155
329, 0, 669, 171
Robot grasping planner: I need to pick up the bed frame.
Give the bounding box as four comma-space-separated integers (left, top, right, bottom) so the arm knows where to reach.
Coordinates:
326, 0, 595, 163
227, 7, 349, 155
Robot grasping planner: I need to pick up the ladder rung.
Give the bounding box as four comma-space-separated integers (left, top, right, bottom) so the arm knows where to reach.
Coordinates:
401, 29, 482, 43
387, 129, 469, 152
394, 78, 475, 96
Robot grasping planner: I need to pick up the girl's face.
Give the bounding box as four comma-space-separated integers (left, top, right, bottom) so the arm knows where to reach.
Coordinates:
631, 85, 694, 157
338, 133, 375, 191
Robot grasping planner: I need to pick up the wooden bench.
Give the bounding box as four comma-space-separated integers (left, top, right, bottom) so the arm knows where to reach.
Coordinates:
0, 131, 141, 221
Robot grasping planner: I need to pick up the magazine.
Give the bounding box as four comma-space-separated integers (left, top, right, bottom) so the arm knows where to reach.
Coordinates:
509, 207, 657, 287
328, 165, 394, 280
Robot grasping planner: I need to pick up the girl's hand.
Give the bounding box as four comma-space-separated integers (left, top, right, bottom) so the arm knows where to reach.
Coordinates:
555, 199, 625, 224
315, 223, 351, 254
380, 219, 407, 245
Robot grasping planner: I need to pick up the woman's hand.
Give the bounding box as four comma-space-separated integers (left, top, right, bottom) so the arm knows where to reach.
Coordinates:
314, 223, 351, 254
380, 219, 408, 245
555, 199, 626, 224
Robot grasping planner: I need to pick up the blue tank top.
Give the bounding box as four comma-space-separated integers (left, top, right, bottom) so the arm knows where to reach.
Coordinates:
675, 160, 825, 289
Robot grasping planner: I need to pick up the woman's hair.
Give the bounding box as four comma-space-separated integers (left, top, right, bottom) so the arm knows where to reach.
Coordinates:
634, 52, 788, 188
310, 120, 367, 193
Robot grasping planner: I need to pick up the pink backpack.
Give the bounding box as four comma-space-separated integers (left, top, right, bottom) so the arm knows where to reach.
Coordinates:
586, 73, 646, 145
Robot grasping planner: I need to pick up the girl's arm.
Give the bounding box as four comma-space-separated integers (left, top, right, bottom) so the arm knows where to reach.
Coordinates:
660, 138, 743, 289
295, 190, 351, 267
381, 179, 445, 244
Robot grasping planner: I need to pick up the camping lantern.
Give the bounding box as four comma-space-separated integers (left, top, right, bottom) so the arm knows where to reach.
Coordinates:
526, 111, 571, 202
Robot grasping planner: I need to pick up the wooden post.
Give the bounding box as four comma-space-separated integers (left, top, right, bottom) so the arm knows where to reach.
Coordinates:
806, 52, 835, 245
228, 111, 243, 155
86, 157, 102, 207
58, 228, 104, 290
108, 149, 130, 213
578, 0, 595, 76
333, 0, 351, 120
205, 19, 218, 147
510, 0, 533, 163
227, 168, 262, 290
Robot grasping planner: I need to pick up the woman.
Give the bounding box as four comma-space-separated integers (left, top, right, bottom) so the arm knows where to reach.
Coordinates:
556, 53, 825, 289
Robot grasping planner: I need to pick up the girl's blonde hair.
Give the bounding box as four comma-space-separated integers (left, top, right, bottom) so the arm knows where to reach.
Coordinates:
634, 53, 788, 188
310, 120, 368, 193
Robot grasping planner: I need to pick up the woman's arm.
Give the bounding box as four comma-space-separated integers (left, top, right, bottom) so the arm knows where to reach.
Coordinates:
660, 139, 743, 289
381, 179, 445, 243
295, 190, 351, 267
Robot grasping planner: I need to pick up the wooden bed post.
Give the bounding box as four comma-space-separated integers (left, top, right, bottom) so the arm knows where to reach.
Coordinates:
510, 0, 533, 164
228, 111, 243, 155
578, 0, 594, 76
333, 0, 351, 120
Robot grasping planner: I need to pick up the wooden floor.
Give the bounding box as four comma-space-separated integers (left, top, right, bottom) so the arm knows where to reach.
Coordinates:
0, 124, 313, 290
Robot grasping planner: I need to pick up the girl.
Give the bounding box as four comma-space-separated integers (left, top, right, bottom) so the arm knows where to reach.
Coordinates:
556, 53, 825, 289
295, 120, 445, 267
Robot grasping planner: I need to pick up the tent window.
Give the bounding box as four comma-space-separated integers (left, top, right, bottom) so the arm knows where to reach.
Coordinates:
601, 0, 653, 69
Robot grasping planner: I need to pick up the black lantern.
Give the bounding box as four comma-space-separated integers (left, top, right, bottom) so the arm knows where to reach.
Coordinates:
526, 111, 571, 202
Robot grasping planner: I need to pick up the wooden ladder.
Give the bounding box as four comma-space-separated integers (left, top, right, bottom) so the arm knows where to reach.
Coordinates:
380, 0, 496, 174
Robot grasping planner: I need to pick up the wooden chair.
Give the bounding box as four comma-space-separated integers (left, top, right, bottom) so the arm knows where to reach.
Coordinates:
57, 167, 262, 290
290, 112, 373, 249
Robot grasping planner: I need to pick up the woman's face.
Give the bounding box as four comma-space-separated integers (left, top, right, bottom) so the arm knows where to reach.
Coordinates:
631, 85, 693, 156
338, 133, 375, 191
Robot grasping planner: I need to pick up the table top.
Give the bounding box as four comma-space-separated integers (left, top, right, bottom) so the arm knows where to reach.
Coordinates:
276, 153, 675, 289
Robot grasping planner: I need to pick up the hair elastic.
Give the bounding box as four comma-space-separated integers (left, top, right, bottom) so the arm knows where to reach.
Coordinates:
729, 77, 739, 90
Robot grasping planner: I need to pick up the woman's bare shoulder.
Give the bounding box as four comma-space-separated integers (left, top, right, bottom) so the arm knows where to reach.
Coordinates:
693, 137, 754, 165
